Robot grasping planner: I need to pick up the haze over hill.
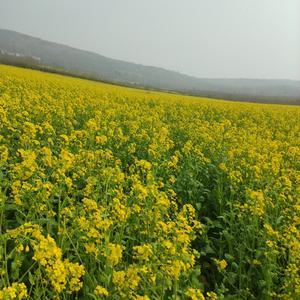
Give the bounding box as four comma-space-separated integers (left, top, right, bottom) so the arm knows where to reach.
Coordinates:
0, 29, 300, 104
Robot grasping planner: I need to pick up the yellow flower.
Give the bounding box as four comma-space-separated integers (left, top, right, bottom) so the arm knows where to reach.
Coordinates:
264, 224, 280, 239
95, 135, 108, 144
136, 159, 152, 171
185, 288, 205, 300
113, 270, 126, 286
214, 259, 228, 270
133, 244, 153, 261
94, 285, 109, 297
207, 291, 218, 300
135, 296, 150, 300
17, 244, 24, 252
247, 189, 265, 217
23, 121, 37, 138
14, 149, 37, 179
165, 260, 183, 279
60, 134, 69, 142
112, 198, 128, 221
66, 260, 85, 292
12, 223, 84, 294
0, 282, 27, 300
82, 198, 98, 211
0, 145, 9, 163
167, 155, 179, 168
85, 242, 99, 256
218, 162, 227, 172
59, 148, 74, 170
156, 195, 170, 209
252, 259, 261, 266
106, 243, 123, 266
126, 266, 140, 290
132, 181, 148, 200
41, 146, 53, 167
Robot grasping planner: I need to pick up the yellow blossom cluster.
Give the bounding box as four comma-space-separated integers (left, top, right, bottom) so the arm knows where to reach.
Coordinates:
0, 283, 27, 300
8, 223, 85, 295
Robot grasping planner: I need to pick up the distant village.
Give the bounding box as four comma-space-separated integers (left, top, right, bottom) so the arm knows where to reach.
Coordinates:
0, 48, 41, 62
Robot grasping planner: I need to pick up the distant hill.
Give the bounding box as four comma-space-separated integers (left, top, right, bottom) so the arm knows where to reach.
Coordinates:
0, 29, 299, 104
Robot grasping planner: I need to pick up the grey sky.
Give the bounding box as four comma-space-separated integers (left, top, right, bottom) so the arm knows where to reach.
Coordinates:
0, 0, 300, 80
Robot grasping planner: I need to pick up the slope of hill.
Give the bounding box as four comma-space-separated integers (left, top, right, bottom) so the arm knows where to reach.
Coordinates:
0, 28, 299, 104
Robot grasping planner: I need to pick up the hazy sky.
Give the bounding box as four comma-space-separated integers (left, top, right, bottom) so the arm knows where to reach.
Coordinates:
0, 0, 300, 80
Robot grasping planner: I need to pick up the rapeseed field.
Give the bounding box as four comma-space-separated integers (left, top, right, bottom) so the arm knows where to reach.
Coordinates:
0, 65, 299, 299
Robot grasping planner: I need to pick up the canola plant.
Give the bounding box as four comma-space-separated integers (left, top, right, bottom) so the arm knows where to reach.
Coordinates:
0, 65, 299, 299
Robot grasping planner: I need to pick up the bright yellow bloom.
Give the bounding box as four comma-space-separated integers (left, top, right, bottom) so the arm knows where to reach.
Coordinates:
133, 244, 153, 261
214, 259, 228, 270
106, 243, 123, 266
0, 145, 9, 163
185, 288, 205, 300
0, 283, 27, 300
94, 285, 109, 297
113, 271, 126, 286
207, 291, 218, 299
